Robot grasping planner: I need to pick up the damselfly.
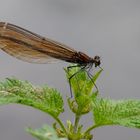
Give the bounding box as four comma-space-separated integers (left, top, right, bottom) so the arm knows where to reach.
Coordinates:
0, 22, 101, 97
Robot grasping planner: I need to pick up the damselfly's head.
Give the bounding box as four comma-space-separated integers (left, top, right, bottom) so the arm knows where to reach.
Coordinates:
93, 55, 101, 67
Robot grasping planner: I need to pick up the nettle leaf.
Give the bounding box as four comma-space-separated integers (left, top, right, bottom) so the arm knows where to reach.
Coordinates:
27, 124, 67, 140
92, 98, 140, 129
0, 78, 64, 117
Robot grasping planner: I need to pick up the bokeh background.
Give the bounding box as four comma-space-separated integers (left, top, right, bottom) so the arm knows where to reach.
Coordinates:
0, 0, 140, 139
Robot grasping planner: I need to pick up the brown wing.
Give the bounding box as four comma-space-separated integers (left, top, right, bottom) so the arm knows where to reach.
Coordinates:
0, 22, 76, 63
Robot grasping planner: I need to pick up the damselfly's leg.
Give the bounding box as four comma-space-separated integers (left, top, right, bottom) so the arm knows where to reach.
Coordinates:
87, 65, 103, 92
86, 72, 99, 92
86, 64, 99, 92
67, 65, 86, 98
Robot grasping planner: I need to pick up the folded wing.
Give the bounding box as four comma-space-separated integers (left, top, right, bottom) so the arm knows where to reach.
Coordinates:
0, 22, 76, 63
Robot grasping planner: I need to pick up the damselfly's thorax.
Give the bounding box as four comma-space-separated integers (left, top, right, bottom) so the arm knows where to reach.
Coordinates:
73, 52, 101, 67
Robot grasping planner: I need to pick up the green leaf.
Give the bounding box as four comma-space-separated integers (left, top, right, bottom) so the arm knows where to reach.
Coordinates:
27, 124, 67, 140
92, 98, 140, 129
0, 78, 64, 117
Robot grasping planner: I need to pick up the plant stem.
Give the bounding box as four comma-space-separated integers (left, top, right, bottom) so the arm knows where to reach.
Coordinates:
84, 124, 100, 134
53, 116, 67, 135
74, 114, 81, 132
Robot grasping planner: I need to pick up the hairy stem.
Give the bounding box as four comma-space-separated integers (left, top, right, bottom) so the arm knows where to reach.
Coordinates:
52, 115, 67, 135
74, 114, 81, 132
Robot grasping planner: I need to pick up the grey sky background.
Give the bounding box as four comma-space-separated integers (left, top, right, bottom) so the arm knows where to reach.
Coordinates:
0, 0, 140, 140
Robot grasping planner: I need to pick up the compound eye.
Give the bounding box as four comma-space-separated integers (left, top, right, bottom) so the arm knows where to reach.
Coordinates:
93, 56, 101, 67
94, 56, 100, 61
95, 56, 100, 60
